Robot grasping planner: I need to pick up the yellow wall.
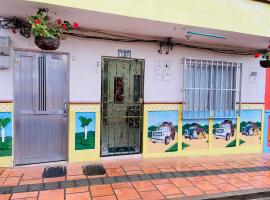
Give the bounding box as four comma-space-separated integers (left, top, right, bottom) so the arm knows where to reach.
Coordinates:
69, 104, 100, 163
0, 102, 264, 166
0, 103, 13, 167
28, 0, 270, 37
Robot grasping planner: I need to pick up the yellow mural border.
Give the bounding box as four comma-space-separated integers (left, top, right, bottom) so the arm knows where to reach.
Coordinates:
0, 103, 13, 167
69, 104, 100, 163
2, 102, 262, 165
143, 104, 181, 158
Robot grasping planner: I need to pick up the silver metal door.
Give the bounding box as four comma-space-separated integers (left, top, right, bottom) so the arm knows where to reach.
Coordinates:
14, 51, 68, 165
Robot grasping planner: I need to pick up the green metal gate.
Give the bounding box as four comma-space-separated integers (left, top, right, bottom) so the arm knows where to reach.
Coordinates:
101, 57, 144, 156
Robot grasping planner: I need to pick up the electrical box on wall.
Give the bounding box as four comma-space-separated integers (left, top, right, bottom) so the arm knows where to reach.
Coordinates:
0, 36, 11, 69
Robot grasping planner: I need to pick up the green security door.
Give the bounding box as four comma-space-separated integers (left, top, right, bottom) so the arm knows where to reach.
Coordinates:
101, 57, 144, 156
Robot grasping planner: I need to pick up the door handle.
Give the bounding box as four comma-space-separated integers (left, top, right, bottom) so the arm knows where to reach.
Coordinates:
64, 103, 67, 113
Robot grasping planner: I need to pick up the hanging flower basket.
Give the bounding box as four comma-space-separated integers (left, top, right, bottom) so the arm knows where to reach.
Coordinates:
254, 51, 270, 68
34, 36, 60, 50
27, 8, 78, 50
260, 60, 270, 68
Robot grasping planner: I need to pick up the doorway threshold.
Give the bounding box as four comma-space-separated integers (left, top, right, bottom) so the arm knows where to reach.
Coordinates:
101, 154, 142, 161
15, 160, 67, 168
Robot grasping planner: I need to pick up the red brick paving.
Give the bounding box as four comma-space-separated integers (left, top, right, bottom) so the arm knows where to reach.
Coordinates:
2, 154, 270, 199
1, 175, 270, 199
66, 186, 89, 194
66, 192, 91, 200
39, 189, 64, 200
90, 184, 114, 197
11, 191, 38, 199
115, 187, 141, 200
155, 183, 182, 196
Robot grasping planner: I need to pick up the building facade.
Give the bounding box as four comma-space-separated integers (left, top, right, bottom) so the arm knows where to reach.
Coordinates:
0, 0, 270, 167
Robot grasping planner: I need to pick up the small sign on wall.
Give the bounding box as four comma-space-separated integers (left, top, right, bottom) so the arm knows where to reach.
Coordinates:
248, 68, 257, 84
118, 49, 131, 58
155, 60, 172, 81
0, 36, 11, 69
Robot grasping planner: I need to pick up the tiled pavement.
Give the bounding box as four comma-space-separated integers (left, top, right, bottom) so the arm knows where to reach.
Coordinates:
2, 154, 270, 199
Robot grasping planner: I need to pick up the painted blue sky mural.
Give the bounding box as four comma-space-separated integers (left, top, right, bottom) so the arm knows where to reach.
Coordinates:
213, 118, 236, 124
0, 112, 12, 137
240, 110, 261, 122
148, 111, 178, 127
75, 112, 95, 133
183, 119, 208, 125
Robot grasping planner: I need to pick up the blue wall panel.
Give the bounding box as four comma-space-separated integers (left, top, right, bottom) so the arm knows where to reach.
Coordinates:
264, 111, 270, 153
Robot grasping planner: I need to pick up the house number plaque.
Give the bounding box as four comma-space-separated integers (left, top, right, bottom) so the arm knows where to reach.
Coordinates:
118, 49, 131, 58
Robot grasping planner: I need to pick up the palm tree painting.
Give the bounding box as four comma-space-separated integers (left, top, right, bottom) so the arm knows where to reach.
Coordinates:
0, 113, 12, 157
75, 112, 95, 150
0, 117, 11, 143
79, 116, 92, 140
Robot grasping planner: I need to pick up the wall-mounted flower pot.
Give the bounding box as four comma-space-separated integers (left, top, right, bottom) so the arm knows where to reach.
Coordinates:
35, 36, 60, 50
260, 60, 270, 68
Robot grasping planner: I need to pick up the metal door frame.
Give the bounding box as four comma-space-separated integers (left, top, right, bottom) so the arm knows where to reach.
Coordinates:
100, 56, 145, 157
13, 48, 70, 165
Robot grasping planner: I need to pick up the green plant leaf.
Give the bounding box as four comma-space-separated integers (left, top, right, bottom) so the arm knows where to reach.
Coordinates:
27, 9, 75, 39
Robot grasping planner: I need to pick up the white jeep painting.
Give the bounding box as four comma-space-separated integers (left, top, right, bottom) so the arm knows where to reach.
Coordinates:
214, 120, 235, 141
150, 122, 176, 145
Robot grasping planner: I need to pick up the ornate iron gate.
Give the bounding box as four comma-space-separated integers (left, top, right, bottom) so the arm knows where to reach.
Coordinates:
101, 57, 144, 156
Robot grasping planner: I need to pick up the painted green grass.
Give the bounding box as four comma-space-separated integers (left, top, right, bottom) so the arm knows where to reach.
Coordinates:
182, 142, 190, 150
165, 140, 189, 152
239, 139, 246, 146
226, 139, 245, 148
165, 143, 178, 152
75, 131, 95, 150
0, 136, 12, 157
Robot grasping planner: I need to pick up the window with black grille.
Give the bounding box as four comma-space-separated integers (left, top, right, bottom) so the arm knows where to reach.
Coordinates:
183, 58, 242, 119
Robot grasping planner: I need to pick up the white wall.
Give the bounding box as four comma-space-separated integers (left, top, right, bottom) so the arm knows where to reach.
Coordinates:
0, 29, 266, 103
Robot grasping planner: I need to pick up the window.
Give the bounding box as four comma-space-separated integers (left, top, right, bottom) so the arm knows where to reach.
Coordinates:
183, 58, 242, 119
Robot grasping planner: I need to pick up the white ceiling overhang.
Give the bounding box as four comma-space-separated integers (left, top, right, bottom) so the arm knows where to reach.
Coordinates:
0, 0, 269, 50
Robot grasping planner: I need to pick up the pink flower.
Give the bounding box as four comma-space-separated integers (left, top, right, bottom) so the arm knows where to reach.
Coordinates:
12, 28, 16, 34
35, 19, 42, 24
57, 19, 62, 25
61, 23, 67, 30
73, 22, 79, 29
254, 53, 261, 58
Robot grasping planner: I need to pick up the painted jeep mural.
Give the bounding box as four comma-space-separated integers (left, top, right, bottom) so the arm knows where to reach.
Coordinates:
184, 123, 206, 139
242, 122, 260, 136
214, 120, 235, 141
150, 122, 176, 145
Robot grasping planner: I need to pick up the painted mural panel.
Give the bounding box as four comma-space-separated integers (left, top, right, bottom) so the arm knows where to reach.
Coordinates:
182, 119, 209, 150
240, 110, 261, 146
75, 112, 96, 150
0, 112, 12, 157
212, 119, 237, 148
148, 111, 178, 153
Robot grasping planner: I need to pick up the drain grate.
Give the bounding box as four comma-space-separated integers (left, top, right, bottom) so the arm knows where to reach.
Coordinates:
42, 166, 67, 178
82, 164, 106, 176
